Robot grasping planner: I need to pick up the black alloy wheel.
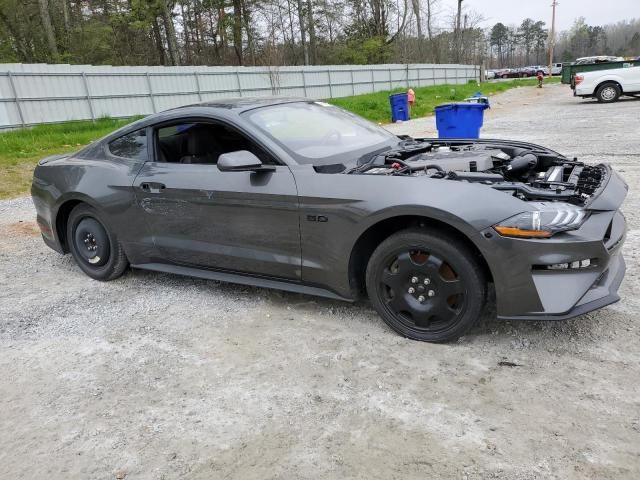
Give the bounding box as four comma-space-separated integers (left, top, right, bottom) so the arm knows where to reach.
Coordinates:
366, 229, 486, 343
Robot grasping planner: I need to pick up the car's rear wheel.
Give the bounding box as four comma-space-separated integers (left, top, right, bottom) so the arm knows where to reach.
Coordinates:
366, 229, 486, 343
521, 73, 529, 78
596, 83, 621, 103
67, 204, 128, 281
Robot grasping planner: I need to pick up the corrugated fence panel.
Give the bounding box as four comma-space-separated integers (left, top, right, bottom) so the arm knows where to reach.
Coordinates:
198, 72, 240, 95
0, 63, 479, 128
92, 96, 154, 118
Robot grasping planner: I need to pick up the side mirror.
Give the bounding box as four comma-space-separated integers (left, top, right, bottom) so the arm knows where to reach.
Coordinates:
217, 150, 275, 172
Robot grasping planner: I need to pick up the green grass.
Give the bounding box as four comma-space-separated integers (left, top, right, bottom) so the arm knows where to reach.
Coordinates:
0, 117, 137, 199
0, 77, 560, 199
329, 77, 561, 123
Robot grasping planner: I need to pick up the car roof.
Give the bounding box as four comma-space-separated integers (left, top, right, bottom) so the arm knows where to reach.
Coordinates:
99, 96, 311, 144
181, 96, 308, 113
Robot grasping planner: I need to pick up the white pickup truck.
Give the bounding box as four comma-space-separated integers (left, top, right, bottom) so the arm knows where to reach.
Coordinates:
574, 65, 640, 102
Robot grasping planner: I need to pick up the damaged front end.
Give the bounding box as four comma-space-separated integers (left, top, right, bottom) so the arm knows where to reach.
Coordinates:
348, 137, 628, 319
349, 138, 609, 207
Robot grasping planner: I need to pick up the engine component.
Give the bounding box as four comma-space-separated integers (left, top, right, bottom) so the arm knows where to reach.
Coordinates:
506, 153, 538, 175
404, 149, 503, 172
362, 167, 396, 175
447, 171, 505, 183
545, 166, 565, 183
349, 139, 607, 206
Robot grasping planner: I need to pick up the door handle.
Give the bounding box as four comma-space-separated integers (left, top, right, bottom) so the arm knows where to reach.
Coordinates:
140, 182, 166, 193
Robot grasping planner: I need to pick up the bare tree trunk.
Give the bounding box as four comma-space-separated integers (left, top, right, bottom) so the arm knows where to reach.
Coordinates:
241, 0, 256, 65
181, 2, 191, 64
411, 0, 422, 39
162, 2, 180, 65
232, 0, 243, 65
276, 0, 295, 64
307, 0, 317, 65
152, 18, 166, 65
285, 0, 298, 64
425, 0, 433, 41
410, 0, 422, 60
425, 0, 439, 62
38, 0, 58, 57
61, 0, 70, 31
455, 0, 463, 62
296, 0, 309, 65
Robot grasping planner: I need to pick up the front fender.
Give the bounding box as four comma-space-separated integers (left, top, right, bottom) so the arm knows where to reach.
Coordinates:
294, 166, 530, 298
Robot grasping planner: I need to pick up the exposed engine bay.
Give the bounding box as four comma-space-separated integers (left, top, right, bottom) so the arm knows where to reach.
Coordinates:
346, 138, 607, 205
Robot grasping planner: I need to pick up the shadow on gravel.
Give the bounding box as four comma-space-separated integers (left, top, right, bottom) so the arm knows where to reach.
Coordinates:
574, 96, 640, 105
126, 268, 606, 347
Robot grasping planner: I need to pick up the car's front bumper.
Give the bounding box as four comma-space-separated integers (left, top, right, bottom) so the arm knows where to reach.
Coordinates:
482, 206, 627, 321
497, 252, 625, 321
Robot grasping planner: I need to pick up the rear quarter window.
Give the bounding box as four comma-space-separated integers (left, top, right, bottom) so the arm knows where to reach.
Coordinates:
108, 129, 148, 160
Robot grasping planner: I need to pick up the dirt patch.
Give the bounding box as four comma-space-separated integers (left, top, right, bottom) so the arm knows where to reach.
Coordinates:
3, 220, 40, 236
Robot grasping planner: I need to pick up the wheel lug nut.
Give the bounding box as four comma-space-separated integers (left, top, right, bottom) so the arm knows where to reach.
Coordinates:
424, 278, 431, 285
428, 290, 435, 297
418, 295, 425, 303
408, 287, 415, 294
411, 276, 418, 284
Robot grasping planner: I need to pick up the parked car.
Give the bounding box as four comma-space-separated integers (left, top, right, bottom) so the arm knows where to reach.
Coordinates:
517, 67, 536, 78
551, 63, 563, 75
575, 65, 640, 102
518, 67, 548, 78
485, 70, 496, 80
31, 98, 627, 343
495, 69, 520, 79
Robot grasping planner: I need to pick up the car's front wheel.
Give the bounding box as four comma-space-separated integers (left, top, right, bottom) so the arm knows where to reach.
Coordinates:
66, 204, 128, 281
366, 229, 486, 343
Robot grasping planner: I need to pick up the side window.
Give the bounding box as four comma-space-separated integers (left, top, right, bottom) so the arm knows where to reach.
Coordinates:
108, 129, 148, 160
154, 122, 279, 166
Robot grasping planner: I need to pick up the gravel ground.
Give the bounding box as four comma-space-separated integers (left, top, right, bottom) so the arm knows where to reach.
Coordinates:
1, 85, 639, 479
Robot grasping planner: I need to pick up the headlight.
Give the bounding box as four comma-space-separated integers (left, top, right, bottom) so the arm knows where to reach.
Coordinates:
494, 204, 588, 238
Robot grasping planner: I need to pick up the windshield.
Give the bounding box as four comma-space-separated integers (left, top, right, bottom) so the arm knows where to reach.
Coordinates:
244, 101, 399, 165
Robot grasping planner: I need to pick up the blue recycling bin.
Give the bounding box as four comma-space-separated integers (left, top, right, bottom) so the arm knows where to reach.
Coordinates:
434, 102, 489, 139
389, 93, 410, 122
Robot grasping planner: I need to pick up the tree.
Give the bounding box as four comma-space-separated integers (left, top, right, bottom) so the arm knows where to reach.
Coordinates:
0, 0, 636, 69
38, 0, 58, 58
518, 18, 535, 65
490, 22, 508, 66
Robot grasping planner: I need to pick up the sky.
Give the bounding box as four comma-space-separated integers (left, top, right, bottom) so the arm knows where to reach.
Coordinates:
441, 0, 638, 31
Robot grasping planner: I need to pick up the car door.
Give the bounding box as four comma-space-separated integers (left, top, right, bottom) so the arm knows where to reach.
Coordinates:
133, 120, 301, 280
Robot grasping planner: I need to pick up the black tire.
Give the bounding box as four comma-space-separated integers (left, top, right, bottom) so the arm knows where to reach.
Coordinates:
501, 74, 508, 79
365, 229, 486, 343
521, 73, 529, 78
66, 204, 128, 281
596, 82, 621, 103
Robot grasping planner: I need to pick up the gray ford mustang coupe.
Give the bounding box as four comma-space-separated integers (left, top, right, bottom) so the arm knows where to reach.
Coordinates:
31, 98, 627, 342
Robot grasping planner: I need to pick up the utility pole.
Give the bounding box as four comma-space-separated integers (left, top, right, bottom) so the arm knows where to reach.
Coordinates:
456, 0, 464, 63
548, 1, 558, 75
